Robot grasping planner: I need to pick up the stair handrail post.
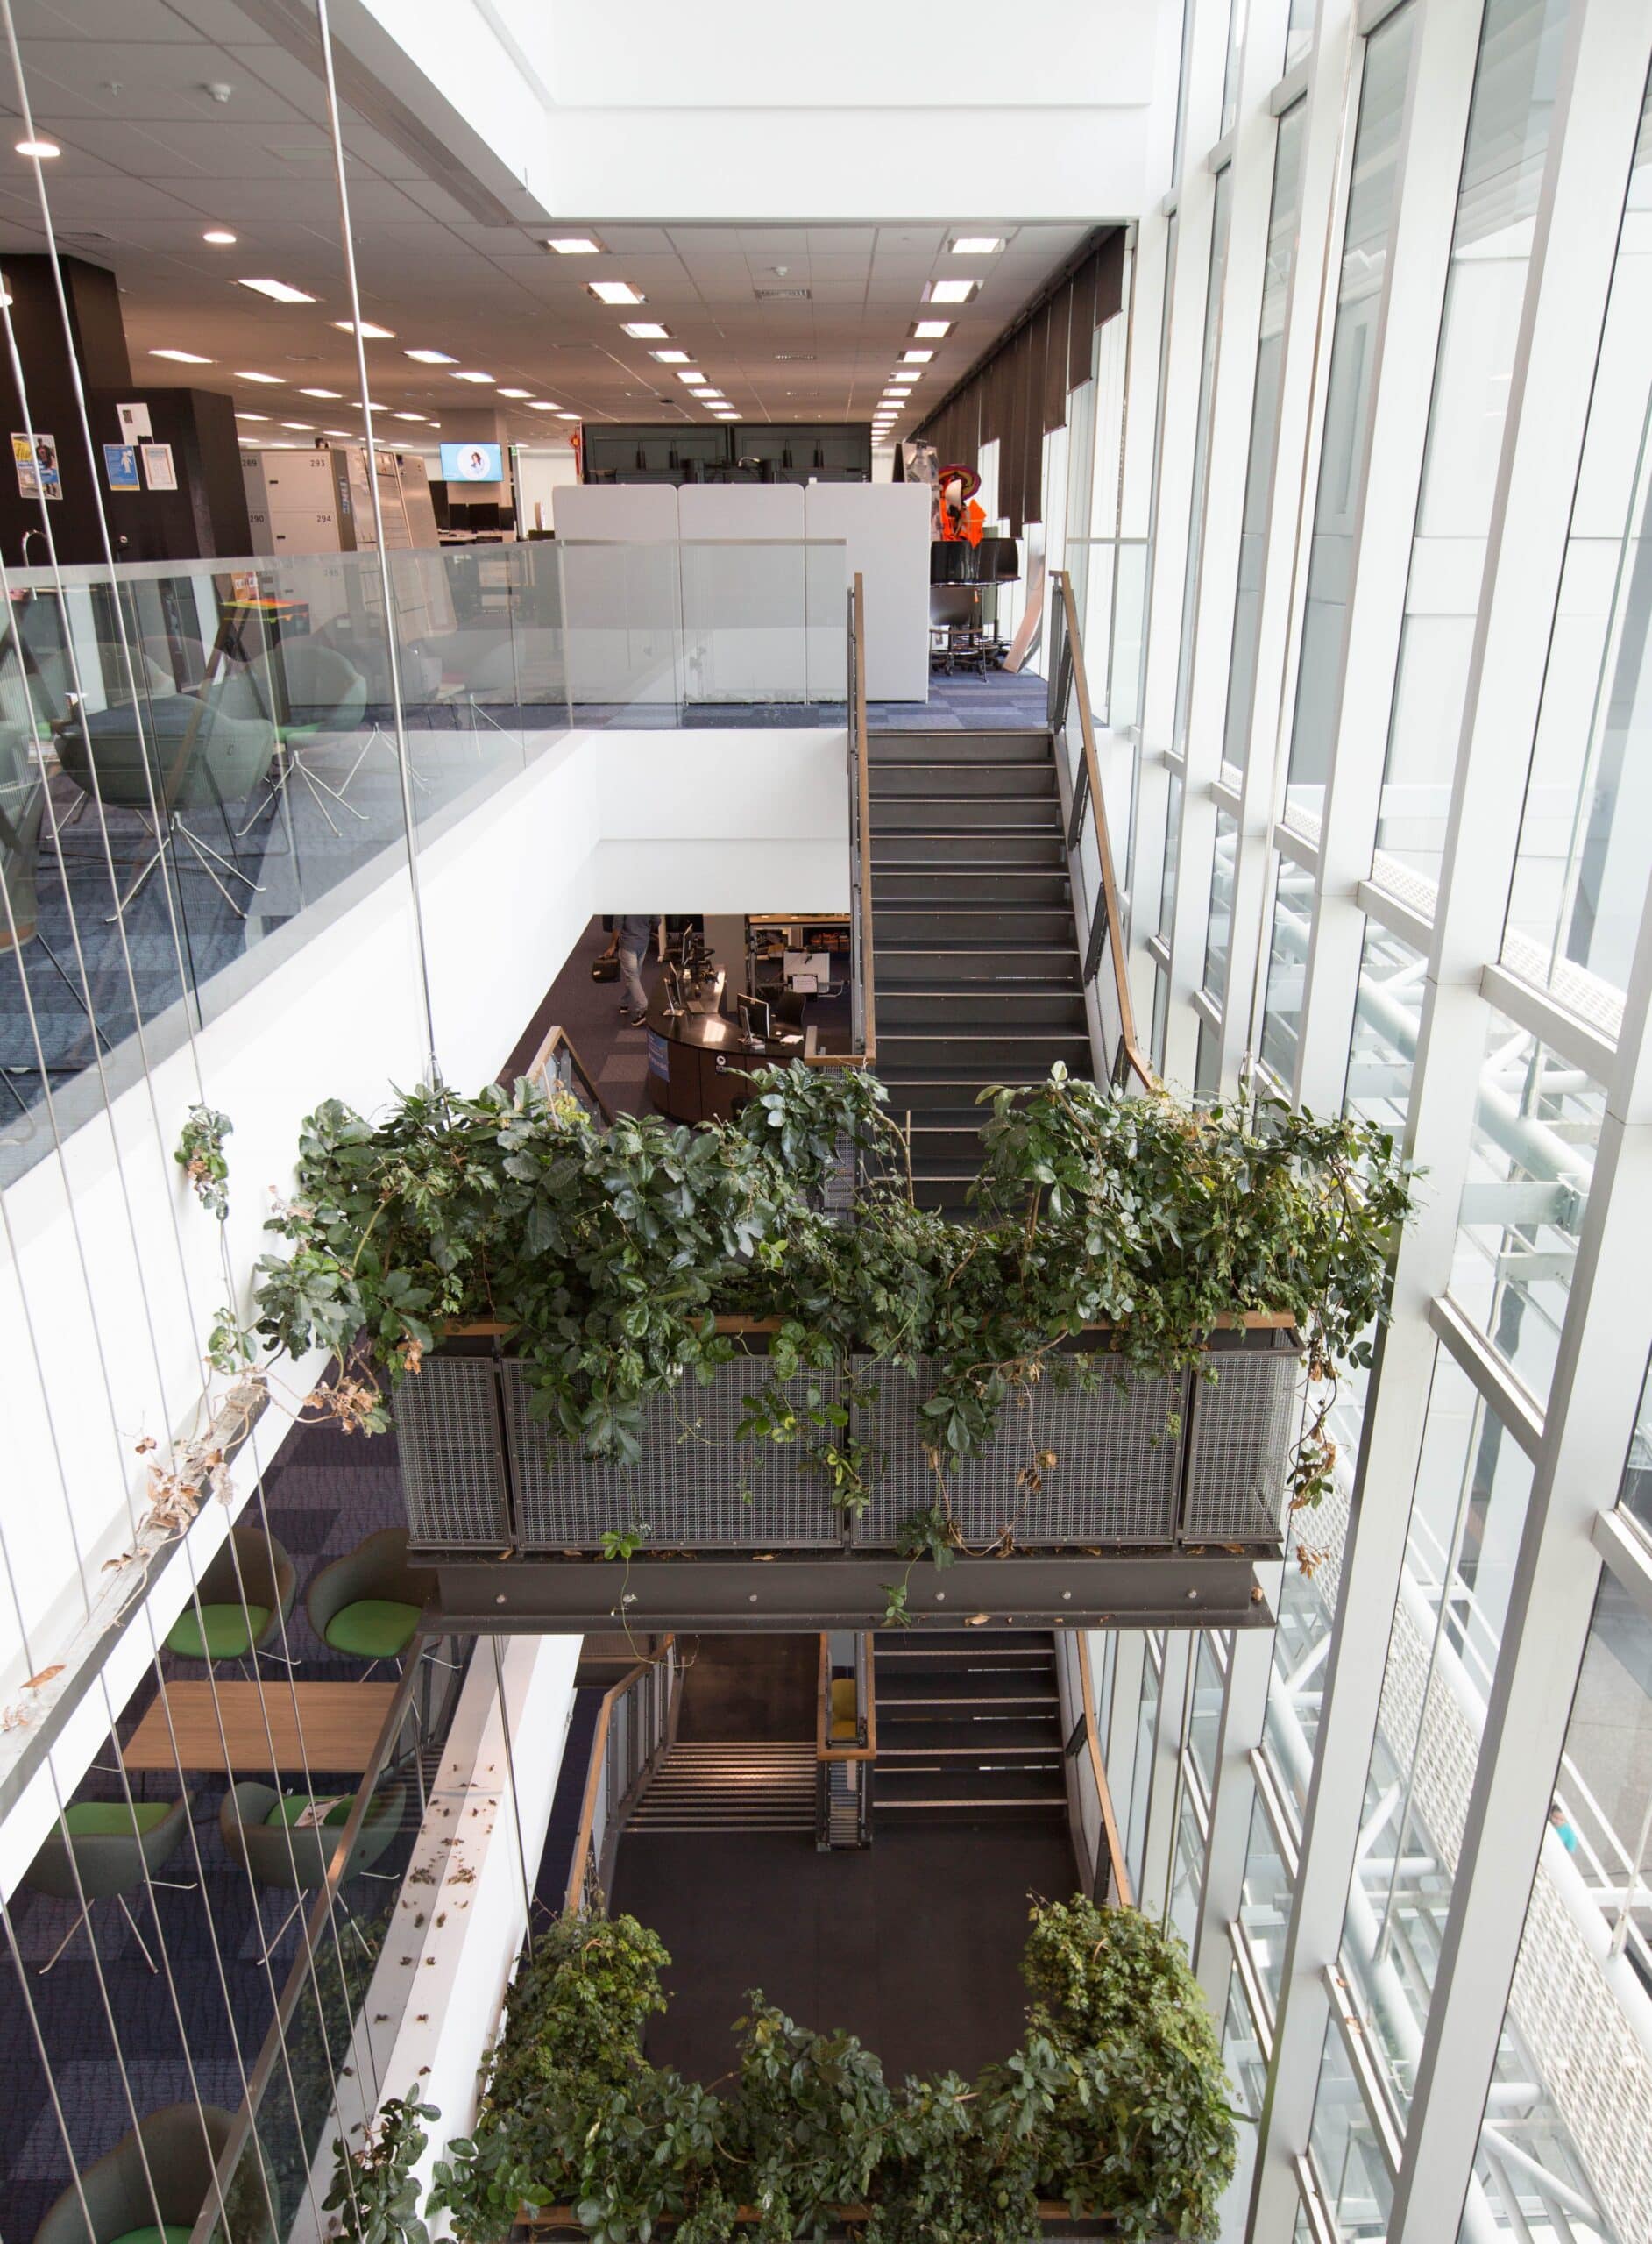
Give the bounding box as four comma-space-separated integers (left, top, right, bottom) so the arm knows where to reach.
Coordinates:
851, 572, 875, 1067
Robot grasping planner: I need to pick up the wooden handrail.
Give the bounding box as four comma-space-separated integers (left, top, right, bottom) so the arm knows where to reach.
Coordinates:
523, 1022, 614, 1124
564, 1638, 675, 1914
852, 572, 875, 1069
1055, 570, 1152, 1091
1075, 1633, 1131, 1909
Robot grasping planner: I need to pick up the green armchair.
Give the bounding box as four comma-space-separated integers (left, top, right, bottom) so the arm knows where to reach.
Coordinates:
218, 1779, 406, 1966
227, 640, 369, 839
305, 1529, 435, 1673
22, 1793, 195, 1975
163, 1525, 295, 1666
32, 2101, 253, 2244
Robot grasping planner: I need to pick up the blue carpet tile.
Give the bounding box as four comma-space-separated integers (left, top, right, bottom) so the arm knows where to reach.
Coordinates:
1, 1406, 414, 2244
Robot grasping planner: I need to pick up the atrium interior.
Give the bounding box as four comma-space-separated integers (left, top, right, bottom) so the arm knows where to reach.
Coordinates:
1, 4, 1650, 2243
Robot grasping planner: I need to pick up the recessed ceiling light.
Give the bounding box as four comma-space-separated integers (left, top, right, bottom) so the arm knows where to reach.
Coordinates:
951, 237, 1003, 255
333, 319, 394, 337
236, 369, 283, 383
697, 389, 725, 399
891, 372, 922, 384
450, 370, 494, 384
150, 347, 213, 364
280, 421, 314, 430
588, 280, 644, 305
498, 387, 532, 399
238, 277, 316, 304
691, 390, 719, 401
650, 349, 689, 364
555, 410, 578, 419
404, 347, 457, 365
15, 139, 60, 159
621, 322, 670, 340
298, 386, 341, 398
393, 411, 425, 422
912, 320, 952, 339
675, 371, 707, 385
527, 401, 559, 412
236, 411, 269, 422
902, 350, 933, 364
322, 429, 352, 437
926, 279, 976, 305
202, 228, 237, 245
546, 236, 602, 254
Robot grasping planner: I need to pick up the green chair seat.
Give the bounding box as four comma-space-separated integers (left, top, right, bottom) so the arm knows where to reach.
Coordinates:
323, 1598, 421, 1659
63, 1800, 173, 1838
265, 1793, 351, 1829
165, 1602, 270, 1660
108, 2226, 195, 2244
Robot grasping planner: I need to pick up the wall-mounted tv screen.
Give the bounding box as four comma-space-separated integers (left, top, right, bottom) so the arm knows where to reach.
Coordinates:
440, 441, 503, 483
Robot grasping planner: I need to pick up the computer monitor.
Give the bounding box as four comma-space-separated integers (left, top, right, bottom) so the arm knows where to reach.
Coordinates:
737, 992, 771, 1043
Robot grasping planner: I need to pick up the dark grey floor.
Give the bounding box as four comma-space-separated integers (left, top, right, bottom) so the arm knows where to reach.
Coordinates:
674, 1636, 819, 1743
611, 1821, 1080, 2087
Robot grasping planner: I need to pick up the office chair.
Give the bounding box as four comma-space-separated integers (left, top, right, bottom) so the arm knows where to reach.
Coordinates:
162, 1525, 296, 1667
32, 2103, 257, 2244
54, 692, 275, 923
218, 1779, 406, 1967
228, 639, 369, 839
0, 727, 112, 1120
305, 1528, 436, 1675
21, 1792, 196, 1974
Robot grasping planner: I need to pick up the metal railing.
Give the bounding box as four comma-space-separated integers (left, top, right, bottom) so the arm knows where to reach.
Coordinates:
520, 1022, 613, 1123
815, 1631, 876, 1849
816, 572, 874, 1071
1055, 1630, 1132, 1907
191, 1630, 472, 2244
564, 1639, 679, 1914
1048, 568, 1152, 1093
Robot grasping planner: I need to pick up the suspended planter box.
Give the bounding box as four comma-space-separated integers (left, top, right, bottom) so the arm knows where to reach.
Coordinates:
392, 1324, 1301, 1560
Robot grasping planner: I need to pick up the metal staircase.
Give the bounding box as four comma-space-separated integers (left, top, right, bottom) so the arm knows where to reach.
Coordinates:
872, 1630, 1067, 1819
869, 727, 1088, 1210
623, 1741, 817, 1834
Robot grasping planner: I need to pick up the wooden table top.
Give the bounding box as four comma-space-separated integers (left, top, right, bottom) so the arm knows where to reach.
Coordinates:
123, 1679, 400, 1775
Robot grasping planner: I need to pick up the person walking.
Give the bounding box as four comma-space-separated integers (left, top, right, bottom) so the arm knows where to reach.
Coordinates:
616, 913, 656, 1027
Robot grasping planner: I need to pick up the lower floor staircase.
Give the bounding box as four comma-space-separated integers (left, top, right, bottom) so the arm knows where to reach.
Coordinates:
872, 1630, 1067, 1820
624, 1741, 816, 1834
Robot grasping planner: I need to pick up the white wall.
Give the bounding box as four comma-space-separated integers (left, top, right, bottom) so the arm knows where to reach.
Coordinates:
0, 724, 848, 1866
514, 446, 579, 533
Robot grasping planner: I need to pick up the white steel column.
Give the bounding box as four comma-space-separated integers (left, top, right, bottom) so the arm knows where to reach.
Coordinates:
1386, 2, 1652, 2226
1163, 0, 1290, 1087
1247, 7, 1514, 2214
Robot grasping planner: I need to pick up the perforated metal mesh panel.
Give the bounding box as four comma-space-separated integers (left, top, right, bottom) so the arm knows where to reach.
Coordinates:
848, 1356, 1188, 1550
395, 1354, 513, 1548
504, 1358, 846, 1551
1180, 1341, 1301, 1545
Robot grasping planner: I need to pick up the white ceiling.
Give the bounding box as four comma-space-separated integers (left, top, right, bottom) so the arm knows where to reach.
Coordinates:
0, 0, 1092, 451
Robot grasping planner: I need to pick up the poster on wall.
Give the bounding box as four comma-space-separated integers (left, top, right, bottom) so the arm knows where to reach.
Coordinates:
117, 401, 152, 443
12, 432, 61, 499
103, 443, 140, 491
141, 442, 177, 493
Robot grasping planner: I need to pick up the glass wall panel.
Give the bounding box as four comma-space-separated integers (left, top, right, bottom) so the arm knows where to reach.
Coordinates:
1170, 1785, 1208, 1949
1503, 66, 1652, 1027
1127, 1645, 1163, 1897
1239, 1789, 1294, 2010
1161, 769, 1186, 938
1173, 167, 1236, 755
1205, 808, 1239, 1005
1218, 1969, 1269, 2241
1223, 100, 1308, 781
1339, 1352, 1535, 2121
1259, 855, 1314, 1087
1620, 1351, 1652, 1551
1188, 1631, 1229, 1795
1451, 1564, 1648, 2243
1343, 920, 1424, 1136
1282, 4, 1418, 834
1372, 0, 1573, 900
1286, 0, 1315, 73
1450, 1010, 1606, 1406
1309, 2017, 1395, 2239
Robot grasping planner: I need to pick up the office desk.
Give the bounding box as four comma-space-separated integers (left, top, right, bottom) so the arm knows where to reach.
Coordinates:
124, 1680, 400, 1776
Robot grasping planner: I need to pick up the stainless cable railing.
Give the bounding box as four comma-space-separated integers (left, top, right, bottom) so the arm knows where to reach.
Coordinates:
564, 1639, 679, 1914
1048, 569, 1152, 1093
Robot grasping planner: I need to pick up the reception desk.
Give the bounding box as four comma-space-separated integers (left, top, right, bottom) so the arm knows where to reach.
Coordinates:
645, 991, 805, 1124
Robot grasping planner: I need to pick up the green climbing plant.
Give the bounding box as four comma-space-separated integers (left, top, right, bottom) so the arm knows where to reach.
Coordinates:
176, 1102, 233, 1221
426, 1896, 1242, 2244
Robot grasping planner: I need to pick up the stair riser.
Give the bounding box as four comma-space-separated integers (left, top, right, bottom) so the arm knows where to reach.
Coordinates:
870, 766, 1056, 799
872, 800, 1062, 833
879, 992, 1088, 1029
879, 1045, 1092, 1081
876, 876, 1073, 907
869, 732, 1053, 763
875, 910, 1076, 946
872, 836, 1067, 868
878, 953, 1081, 990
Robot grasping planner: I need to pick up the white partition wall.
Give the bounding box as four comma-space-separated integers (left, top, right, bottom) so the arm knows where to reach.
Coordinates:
804, 480, 932, 701
554, 481, 683, 705
677, 483, 811, 701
